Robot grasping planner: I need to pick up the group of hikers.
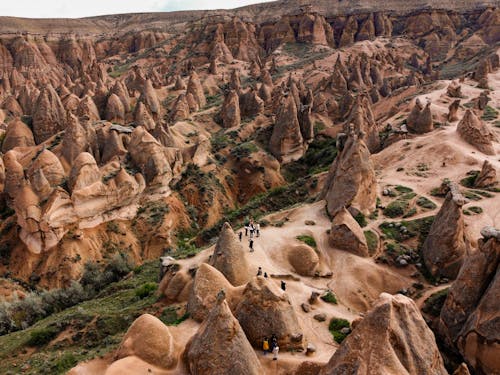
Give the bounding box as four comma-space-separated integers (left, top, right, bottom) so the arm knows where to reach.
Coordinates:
238, 219, 260, 252
262, 334, 280, 360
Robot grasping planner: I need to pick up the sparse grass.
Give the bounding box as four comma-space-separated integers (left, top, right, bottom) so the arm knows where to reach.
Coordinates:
26, 326, 60, 347
296, 235, 317, 249
134, 282, 157, 299
395, 185, 413, 194
416, 196, 437, 210
422, 288, 449, 317
328, 318, 350, 344
354, 212, 367, 227
383, 200, 409, 218
364, 230, 378, 255
481, 105, 499, 121
230, 142, 258, 160
160, 306, 190, 326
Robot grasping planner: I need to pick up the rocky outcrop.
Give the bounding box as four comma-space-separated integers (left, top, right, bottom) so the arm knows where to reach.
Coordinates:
269, 94, 306, 163
447, 80, 462, 98
209, 222, 251, 286
448, 99, 460, 122
235, 277, 304, 350
32, 84, 66, 143
170, 93, 190, 121
105, 93, 126, 124
77, 95, 100, 122
114, 314, 177, 369
221, 90, 240, 128
407, 99, 433, 134
184, 291, 263, 375
439, 227, 500, 375
321, 131, 377, 217
288, 244, 319, 276
422, 183, 469, 279
320, 293, 447, 375
61, 114, 88, 164
345, 94, 380, 153
457, 109, 497, 155
186, 70, 206, 110
2, 118, 35, 152
474, 160, 497, 188
138, 79, 161, 119
329, 207, 369, 257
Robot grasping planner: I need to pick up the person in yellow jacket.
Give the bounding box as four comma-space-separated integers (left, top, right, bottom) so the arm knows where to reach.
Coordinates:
262, 337, 270, 355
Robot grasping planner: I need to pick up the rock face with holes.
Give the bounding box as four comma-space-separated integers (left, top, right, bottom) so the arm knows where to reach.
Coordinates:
320, 293, 448, 375
422, 183, 469, 279
184, 291, 263, 375
438, 227, 500, 375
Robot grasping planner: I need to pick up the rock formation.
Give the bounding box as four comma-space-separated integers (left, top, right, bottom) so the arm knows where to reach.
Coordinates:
422, 183, 469, 279
407, 99, 433, 134
184, 291, 263, 375
447, 99, 460, 122
32, 84, 66, 143
288, 244, 319, 276
2, 118, 35, 152
321, 131, 377, 217
221, 90, 240, 128
320, 293, 448, 375
329, 207, 369, 257
474, 160, 497, 188
457, 109, 497, 155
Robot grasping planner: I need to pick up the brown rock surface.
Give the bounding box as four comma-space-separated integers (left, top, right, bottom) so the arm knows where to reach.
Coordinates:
184, 291, 263, 375
407, 99, 433, 134
329, 207, 369, 257
2, 118, 35, 152
32, 84, 66, 143
422, 183, 469, 279
235, 276, 304, 350
457, 109, 497, 155
474, 160, 497, 188
320, 293, 447, 375
288, 244, 319, 276
209, 222, 251, 286
221, 90, 240, 128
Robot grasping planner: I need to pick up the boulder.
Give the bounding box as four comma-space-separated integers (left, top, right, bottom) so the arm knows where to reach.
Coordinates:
422, 183, 469, 279
329, 207, 369, 257
235, 277, 304, 350
209, 222, 251, 286
447, 80, 462, 98
474, 160, 497, 188
184, 291, 263, 375
457, 110, 497, 155
319, 293, 447, 375
407, 99, 433, 134
115, 314, 176, 369
321, 131, 377, 217
288, 244, 319, 276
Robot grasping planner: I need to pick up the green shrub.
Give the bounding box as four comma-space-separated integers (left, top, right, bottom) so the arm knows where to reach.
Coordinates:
354, 212, 367, 227
460, 171, 479, 188
416, 196, 437, 210
27, 326, 60, 347
422, 288, 449, 317
469, 206, 483, 214
135, 282, 157, 299
383, 200, 409, 218
328, 318, 350, 343
230, 142, 258, 160
481, 105, 499, 121
160, 307, 190, 326
395, 185, 413, 194
53, 352, 78, 372
296, 235, 317, 248
321, 291, 338, 304
364, 231, 378, 255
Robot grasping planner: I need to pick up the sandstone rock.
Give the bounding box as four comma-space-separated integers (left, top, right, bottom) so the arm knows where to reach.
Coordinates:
62, 114, 88, 164
68, 152, 100, 192
1, 96, 23, 117
2, 118, 35, 152
221, 90, 240, 128
170, 93, 190, 121
28, 149, 65, 188
447, 80, 462, 98
209, 222, 251, 286
422, 183, 469, 279
187, 263, 234, 322
457, 109, 497, 155
110, 80, 131, 113
138, 79, 161, 119
440, 229, 499, 375
453, 363, 471, 375
239, 89, 264, 119
186, 70, 206, 109
105, 93, 125, 124
32, 84, 66, 143
133, 101, 155, 130
115, 314, 176, 369
329, 207, 369, 257
313, 313, 326, 322
3, 151, 25, 198
173, 75, 186, 90
407, 99, 433, 134
235, 276, 304, 350
447, 99, 460, 122
270, 95, 305, 163
339, 16, 358, 47
158, 263, 192, 303
321, 132, 377, 217
288, 244, 319, 276
76, 95, 100, 122
320, 293, 447, 375
474, 160, 497, 188
345, 94, 380, 153
184, 291, 263, 375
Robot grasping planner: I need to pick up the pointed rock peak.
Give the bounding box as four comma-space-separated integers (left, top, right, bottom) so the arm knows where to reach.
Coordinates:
457, 109, 497, 155
474, 160, 497, 188
2, 118, 36, 152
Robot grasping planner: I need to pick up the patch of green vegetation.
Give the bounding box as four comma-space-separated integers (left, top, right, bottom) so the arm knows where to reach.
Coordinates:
296, 235, 317, 249
106, 221, 122, 234
204, 94, 223, 109
401, 192, 417, 200
230, 142, 258, 160
328, 318, 350, 344
494, 120, 500, 128
160, 307, 190, 326
460, 171, 479, 188
282, 135, 337, 181
383, 200, 410, 218
463, 190, 482, 201
354, 212, 367, 227
314, 121, 326, 133
211, 133, 233, 153
26, 326, 60, 347
473, 189, 494, 198
379, 216, 435, 245
364, 230, 378, 255
481, 105, 499, 121
137, 200, 170, 226
403, 207, 417, 218
422, 288, 449, 317
416, 196, 437, 210
134, 282, 157, 299
321, 290, 338, 304
395, 185, 414, 194
469, 206, 483, 214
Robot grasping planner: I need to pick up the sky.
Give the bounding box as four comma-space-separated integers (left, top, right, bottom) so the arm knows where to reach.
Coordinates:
0, 0, 274, 19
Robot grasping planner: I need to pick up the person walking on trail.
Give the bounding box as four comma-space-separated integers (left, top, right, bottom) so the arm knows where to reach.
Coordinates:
264, 272, 268, 278
262, 337, 269, 355
239, 231, 242, 242
272, 344, 279, 360
281, 280, 286, 291
249, 229, 254, 239
256, 223, 260, 237
249, 239, 254, 252
257, 267, 262, 276
244, 225, 249, 236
